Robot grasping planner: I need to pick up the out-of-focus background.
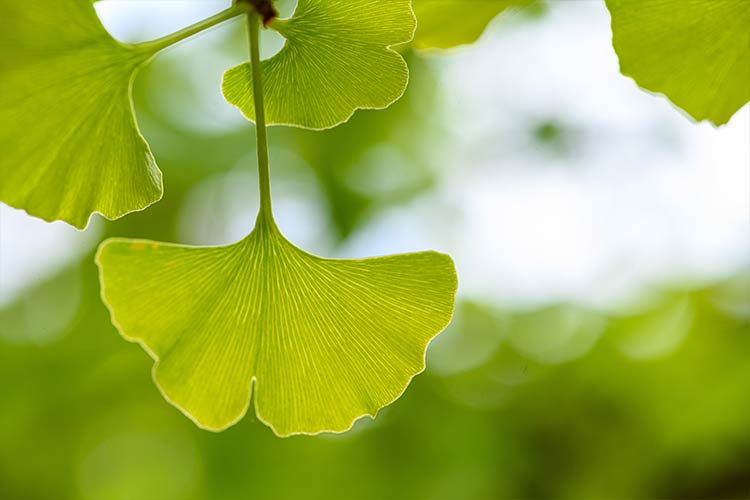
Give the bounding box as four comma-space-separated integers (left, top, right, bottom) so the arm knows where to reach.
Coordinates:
1, 1, 748, 499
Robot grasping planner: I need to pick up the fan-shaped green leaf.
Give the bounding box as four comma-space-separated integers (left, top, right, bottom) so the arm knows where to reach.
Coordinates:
412, 0, 528, 50
96, 219, 457, 435
606, 0, 750, 125
0, 0, 161, 229
222, 0, 416, 130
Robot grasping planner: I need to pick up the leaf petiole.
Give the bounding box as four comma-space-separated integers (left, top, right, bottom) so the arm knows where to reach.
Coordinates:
133, 4, 250, 54
246, 12, 275, 225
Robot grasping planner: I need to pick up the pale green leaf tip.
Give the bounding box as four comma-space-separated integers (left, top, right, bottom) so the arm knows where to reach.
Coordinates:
3, 181, 163, 231
95, 227, 457, 437
616, 66, 734, 127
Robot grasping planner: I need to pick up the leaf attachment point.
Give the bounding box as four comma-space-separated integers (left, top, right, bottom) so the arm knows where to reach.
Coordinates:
236, 0, 278, 26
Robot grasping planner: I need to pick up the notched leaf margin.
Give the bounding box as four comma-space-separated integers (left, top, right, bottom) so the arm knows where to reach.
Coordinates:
95, 237, 458, 437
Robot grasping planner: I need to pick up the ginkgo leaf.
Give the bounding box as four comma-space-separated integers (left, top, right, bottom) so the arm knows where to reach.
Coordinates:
96, 218, 457, 436
606, 0, 750, 125
222, 0, 416, 130
411, 0, 528, 50
0, 0, 161, 229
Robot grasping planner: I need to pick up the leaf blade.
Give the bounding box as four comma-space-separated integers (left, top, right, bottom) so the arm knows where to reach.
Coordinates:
606, 0, 750, 125
0, 0, 162, 228
222, 0, 416, 130
96, 229, 457, 435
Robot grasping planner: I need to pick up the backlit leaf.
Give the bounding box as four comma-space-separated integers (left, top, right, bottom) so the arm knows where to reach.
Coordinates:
222, 0, 416, 130
0, 0, 161, 229
606, 0, 750, 125
411, 0, 527, 50
96, 218, 457, 436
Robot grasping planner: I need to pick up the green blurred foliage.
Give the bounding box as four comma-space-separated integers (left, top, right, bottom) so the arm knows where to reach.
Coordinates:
2, 254, 748, 499
1, 14, 749, 500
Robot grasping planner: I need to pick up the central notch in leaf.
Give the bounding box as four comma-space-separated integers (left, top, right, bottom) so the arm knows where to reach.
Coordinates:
97, 220, 457, 436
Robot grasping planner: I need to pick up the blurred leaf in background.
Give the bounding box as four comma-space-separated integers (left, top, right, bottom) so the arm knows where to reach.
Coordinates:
411, 0, 532, 50
2, 255, 748, 499
606, 0, 750, 125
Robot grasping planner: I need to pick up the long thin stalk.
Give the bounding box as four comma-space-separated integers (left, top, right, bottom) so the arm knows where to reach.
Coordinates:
247, 12, 274, 222
134, 5, 248, 54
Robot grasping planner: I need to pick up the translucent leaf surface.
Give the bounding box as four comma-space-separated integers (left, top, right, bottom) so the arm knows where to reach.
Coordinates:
222, 0, 416, 130
412, 0, 526, 50
97, 220, 457, 435
0, 0, 161, 229
606, 0, 750, 125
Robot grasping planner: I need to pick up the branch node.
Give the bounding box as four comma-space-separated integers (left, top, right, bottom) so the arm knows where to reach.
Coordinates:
236, 0, 278, 26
